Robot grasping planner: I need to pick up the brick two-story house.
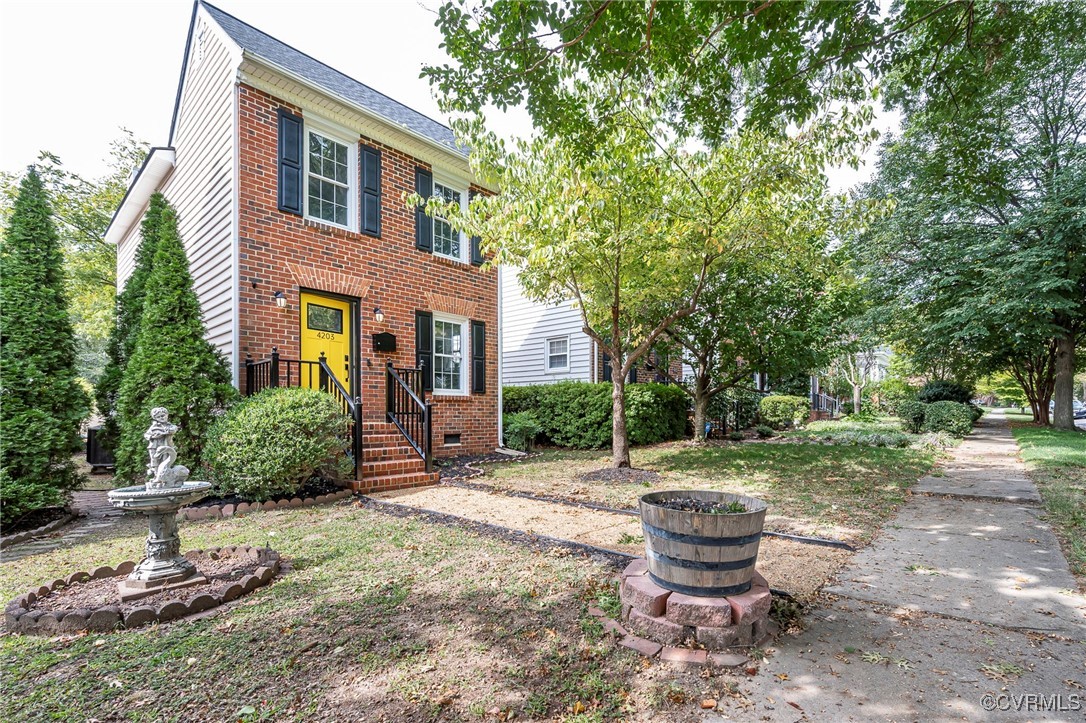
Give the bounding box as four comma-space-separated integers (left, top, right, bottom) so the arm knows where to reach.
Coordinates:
105, 1, 501, 492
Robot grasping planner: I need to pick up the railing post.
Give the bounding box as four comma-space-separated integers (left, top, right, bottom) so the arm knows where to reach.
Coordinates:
385, 362, 394, 417
245, 353, 253, 396
318, 352, 328, 392
424, 402, 433, 473
270, 347, 280, 388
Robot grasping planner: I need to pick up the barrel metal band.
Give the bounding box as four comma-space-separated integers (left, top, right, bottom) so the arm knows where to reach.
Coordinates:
642, 522, 762, 547
647, 549, 758, 572
648, 572, 753, 597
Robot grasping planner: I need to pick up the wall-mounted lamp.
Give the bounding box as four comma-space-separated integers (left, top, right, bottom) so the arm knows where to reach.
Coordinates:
373, 307, 384, 323
273, 291, 287, 308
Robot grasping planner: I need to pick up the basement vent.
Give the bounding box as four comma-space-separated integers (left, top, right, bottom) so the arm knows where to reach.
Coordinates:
443, 433, 461, 447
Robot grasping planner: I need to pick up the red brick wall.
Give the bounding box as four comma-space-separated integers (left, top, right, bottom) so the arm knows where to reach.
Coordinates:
236, 85, 498, 456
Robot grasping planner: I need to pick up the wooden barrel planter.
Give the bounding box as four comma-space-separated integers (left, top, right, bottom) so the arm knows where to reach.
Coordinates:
639, 490, 768, 597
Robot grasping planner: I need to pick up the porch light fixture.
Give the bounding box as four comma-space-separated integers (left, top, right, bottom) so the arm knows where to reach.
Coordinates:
374, 307, 384, 323
273, 291, 287, 308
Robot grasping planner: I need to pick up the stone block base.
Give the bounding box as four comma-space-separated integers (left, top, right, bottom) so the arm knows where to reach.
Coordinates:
117, 573, 208, 603
618, 558, 774, 652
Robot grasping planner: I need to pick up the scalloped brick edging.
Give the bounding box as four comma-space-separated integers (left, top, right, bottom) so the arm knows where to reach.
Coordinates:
0, 508, 77, 550
4, 545, 281, 635
177, 488, 353, 521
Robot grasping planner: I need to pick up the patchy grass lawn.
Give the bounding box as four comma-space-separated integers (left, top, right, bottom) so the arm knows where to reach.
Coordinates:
1, 504, 732, 722
483, 439, 935, 544
1008, 421, 1086, 583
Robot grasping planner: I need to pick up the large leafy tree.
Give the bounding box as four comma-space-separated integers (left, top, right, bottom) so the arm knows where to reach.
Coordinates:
858, 2, 1086, 428
114, 203, 236, 483
425, 88, 859, 467
96, 193, 168, 451
0, 168, 90, 524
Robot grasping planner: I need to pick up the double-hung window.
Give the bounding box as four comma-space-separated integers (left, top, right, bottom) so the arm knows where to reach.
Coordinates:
546, 336, 570, 372
305, 125, 355, 230
432, 180, 465, 261
433, 315, 468, 394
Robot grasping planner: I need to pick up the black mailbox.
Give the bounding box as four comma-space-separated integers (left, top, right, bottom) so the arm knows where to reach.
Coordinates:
372, 332, 397, 352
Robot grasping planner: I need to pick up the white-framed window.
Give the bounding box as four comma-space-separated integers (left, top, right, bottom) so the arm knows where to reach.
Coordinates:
545, 336, 570, 372
305, 122, 356, 230
432, 178, 466, 262
433, 313, 468, 394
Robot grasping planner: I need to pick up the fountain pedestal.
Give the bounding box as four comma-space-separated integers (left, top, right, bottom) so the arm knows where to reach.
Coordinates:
108, 408, 213, 602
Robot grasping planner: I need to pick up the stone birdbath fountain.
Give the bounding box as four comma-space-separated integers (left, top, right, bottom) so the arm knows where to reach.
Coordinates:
107, 407, 212, 602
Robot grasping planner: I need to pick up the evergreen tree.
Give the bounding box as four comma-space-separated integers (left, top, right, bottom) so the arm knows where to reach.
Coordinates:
95, 193, 168, 450
0, 168, 89, 524
114, 203, 236, 482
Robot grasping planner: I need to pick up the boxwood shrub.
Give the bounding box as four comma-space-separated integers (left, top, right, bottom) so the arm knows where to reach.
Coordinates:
502, 381, 688, 449
897, 400, 928, 434
921, 401, 975, 437
203, 387, 353, 501
917, 380, 974, 404
759, 395, 809, 429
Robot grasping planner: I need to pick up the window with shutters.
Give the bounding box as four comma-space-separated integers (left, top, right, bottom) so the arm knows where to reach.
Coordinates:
304, 122, 356, 230
433, 314, 468, 394
545, 336, 570, 372
432, 180, 467, 262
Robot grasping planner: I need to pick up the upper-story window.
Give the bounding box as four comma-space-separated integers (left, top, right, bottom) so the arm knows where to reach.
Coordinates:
305, 126, 355, 230
432, 180, 466, 261
546, 336, 570, 372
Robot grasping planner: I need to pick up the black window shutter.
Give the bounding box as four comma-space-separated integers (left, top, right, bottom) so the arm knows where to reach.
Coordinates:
360, 144, 381, 237
629, 365, 638, 384
415, 310, 433, 391
602, 352, 612, 382
414, 167, 432, 252
471, 320, 486, 394
468, 190, 483, 266
277, 108, 304, 215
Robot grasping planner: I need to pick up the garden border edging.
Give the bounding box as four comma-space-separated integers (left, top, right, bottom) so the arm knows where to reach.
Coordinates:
177, 488, 352, 521
4, 545, 281, 635
0, 507, 77, 549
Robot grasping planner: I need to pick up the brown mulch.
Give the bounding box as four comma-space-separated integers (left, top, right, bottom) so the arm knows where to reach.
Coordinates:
580, 467, 661, 484
28, 554, 262, 615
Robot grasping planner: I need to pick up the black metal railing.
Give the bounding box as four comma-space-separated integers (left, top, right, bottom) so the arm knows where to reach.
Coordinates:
386, 362, 433, 473
245, 348, 363, 477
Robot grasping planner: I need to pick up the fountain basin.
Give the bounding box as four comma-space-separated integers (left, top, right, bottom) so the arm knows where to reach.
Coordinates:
108, 482, 212, 513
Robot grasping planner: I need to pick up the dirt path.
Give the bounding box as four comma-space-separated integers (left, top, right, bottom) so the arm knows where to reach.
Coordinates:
709, 411, 1086, 722
0, 491, 126, 563
372, 485, 850, 600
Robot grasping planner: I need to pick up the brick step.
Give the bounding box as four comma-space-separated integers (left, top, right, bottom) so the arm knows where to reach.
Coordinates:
360, 458, 428, 477
361, 433, 410, 445
350, 471, 440, 494
363, 446, 422, 462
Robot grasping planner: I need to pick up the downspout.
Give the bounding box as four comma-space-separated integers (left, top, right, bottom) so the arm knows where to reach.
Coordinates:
230, 79, 241, 388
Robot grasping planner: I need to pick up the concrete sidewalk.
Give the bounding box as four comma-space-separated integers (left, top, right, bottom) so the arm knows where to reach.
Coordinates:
713, 411, 1086, 722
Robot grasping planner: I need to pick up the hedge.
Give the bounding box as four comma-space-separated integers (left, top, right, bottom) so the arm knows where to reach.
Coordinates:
917, 380, 974, 404
503, 382, 688, 448
897, 400, 928, 434
759, 395, 809, 429
922, 401, 975, 437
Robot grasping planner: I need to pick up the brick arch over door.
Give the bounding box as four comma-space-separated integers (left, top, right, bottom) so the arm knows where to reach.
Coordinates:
286, 263, 371, 299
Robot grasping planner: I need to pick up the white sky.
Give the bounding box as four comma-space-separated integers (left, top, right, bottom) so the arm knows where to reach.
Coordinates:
0, 0, 893, 192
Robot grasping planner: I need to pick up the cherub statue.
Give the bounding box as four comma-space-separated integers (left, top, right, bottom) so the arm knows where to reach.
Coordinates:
144, 407, 190, 489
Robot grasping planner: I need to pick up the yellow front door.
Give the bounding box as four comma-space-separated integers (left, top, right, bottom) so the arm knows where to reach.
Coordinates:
299, 292, 352, 391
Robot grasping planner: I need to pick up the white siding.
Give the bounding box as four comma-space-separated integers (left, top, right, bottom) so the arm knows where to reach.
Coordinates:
500, 268, 593, 386
158, 11, 238, 372
116, 215, 142, 290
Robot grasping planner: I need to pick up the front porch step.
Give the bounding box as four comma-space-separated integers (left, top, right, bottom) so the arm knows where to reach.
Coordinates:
363, 446, 421, 462
361, 458, 429, 477
349, 471, 440, 493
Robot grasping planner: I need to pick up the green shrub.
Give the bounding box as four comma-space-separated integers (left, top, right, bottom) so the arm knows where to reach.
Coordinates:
755, 425, 775, 438
921, 401, 974, 437
968, 403, 984, 422
914, 431, 954, 451
502, 382, 688, 449
0, 469, 67, 527
897, 400, 928, 434
917, 380, 974, 404
503, 411, 542, 451
728, 431, 745, 441
845, 408, 879, 423
759, 395, 809, 429
828, 430, 911, 448
203, 387, 352, 501
873, 378, 918, 415
707, 387, 761, 430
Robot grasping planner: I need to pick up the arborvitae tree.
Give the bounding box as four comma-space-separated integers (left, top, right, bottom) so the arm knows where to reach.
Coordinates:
95, 192, 167, 450
114, 203, 236, 482
0, 168, 89, 524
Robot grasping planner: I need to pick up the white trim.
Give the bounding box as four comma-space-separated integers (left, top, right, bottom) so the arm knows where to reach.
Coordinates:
231, 83, 241, 387
496, 265, 504, 446
432, 312, 469, 396
302, 118, 357, 232
544, 335, 571, 373
104, 148, 176, 246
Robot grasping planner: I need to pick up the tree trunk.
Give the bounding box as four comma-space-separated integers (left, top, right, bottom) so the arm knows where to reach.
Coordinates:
611, 359, 631, 468
1052, 330, 1076, 430
692, 374, 710, 442
852, 385, 862, 414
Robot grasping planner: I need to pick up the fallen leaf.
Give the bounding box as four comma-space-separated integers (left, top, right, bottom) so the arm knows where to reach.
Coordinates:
700, 699, 717, 709
788, 701, 803, 711
775, 673, 790, 681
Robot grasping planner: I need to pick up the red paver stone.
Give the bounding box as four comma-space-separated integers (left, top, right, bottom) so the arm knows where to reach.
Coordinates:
696, 625, 739, 650
660, 647, 708, 665
602, 619, 627, 637
727, 586, 771, 625
618, 635, 662, 657
709, 652, 749, 668
736, 621, 754, 645
622, 559, 649, 578
621, 575, 671, 617
124, 606, 157, 627
752, 570, 769, 590
666, 592, 733, 628
626, 609, 688, 645
587, 606, 606, 618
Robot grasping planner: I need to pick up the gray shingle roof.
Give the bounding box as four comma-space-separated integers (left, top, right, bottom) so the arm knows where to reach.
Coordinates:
200, 1, 462, 155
